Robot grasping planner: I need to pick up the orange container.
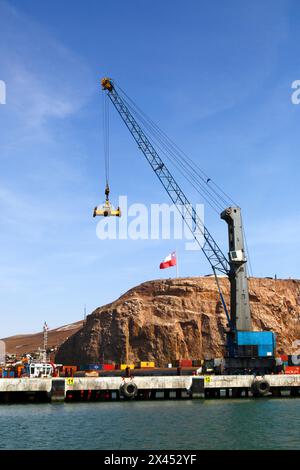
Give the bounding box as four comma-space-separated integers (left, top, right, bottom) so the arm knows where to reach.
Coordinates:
63, 365, 78, 376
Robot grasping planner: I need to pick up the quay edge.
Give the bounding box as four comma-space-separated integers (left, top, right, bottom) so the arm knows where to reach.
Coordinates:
0, 375, 300, 403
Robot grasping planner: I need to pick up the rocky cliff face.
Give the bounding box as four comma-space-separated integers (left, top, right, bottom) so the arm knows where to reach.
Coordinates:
55, 277, 300, 366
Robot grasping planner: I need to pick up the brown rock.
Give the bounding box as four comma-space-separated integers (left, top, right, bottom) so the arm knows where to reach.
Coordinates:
55, 277, 300, 366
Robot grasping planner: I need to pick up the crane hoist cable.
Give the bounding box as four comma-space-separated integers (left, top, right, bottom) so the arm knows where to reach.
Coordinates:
101, 77, 229, 274
103, 91, 110, 187
119, 91, 237, 219
115, 83, 238, 210
93, 92, 121, 218
120, 99, 224, 214
113, 83, 254, 270
117, 92, 230, 213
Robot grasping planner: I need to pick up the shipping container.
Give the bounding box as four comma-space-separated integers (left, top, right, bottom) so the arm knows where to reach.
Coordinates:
88, 364, 102, 371
237, 331, 276, 348
280, 354, 288, 362
236, 331, 276, 357
139, 361, 155, 368
17, 366, 24, 378
63, 365, 78, 376
103, 364, 115, 371
285, 366, 300, 374
120, 364, 135, 370
63, 365, 78, 371
176, 359, 193, 367
258, 345, 274, 357
192, 360, 203, 367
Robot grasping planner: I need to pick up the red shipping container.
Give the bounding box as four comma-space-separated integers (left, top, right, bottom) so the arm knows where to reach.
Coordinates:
103, 364, 115, 371
280, 354, 288, 362
285, 366, 300, 374
178, 359, 193, 368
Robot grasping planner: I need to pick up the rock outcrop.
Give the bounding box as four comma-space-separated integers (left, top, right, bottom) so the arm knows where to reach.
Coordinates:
55, 277, 300, 366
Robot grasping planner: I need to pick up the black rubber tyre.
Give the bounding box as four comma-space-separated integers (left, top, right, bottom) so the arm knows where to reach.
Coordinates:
121, 382, 138, 399
251, 379, 270, 397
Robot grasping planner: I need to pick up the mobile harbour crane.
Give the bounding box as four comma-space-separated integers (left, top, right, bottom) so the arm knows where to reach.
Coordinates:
96, 77, 276, 373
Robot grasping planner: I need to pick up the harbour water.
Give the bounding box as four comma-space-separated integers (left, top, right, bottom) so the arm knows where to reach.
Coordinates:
0, 399, 299, 450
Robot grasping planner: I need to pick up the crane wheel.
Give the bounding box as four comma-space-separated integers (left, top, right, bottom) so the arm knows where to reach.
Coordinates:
251, 379, 270, 397
121, 382, 138, 399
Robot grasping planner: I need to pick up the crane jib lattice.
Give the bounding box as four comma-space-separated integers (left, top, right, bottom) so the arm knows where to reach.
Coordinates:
104, 82, 230, 275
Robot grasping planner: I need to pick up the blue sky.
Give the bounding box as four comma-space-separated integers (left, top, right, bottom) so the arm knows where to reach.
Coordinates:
0, 0, 299, 337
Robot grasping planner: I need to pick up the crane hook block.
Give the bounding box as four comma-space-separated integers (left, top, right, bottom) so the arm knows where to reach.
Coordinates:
101, 78, 113, 91
93, 185, 121, 218
105, 183, 110, 199
93, 200, 121, 218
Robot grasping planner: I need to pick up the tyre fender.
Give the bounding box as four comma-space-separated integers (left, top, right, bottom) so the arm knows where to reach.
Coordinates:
121, 381, 138, 399
251, 379, 270, 397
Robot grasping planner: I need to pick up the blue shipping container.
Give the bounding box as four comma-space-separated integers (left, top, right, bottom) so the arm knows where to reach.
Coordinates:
237, 331, 276, 357
258, 345, 274, 357
237, 331, 276, 346
88, 364, 103, 371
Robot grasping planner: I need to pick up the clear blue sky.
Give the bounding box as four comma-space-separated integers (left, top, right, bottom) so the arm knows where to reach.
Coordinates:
0, 0, 299, 337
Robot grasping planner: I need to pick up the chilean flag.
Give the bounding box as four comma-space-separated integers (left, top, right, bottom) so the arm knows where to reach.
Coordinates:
160, 252, 177, 269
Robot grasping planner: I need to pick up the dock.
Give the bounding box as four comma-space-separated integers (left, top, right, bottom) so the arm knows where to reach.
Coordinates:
0, 374, 300, 403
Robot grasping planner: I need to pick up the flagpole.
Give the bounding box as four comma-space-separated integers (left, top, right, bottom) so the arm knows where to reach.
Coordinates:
176, 250, 179, 278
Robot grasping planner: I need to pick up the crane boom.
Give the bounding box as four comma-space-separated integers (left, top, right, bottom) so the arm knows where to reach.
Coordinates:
102, 78, 229, 275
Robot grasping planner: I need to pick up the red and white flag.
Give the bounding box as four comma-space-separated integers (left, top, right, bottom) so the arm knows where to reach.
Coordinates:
159, 252, 177, 269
